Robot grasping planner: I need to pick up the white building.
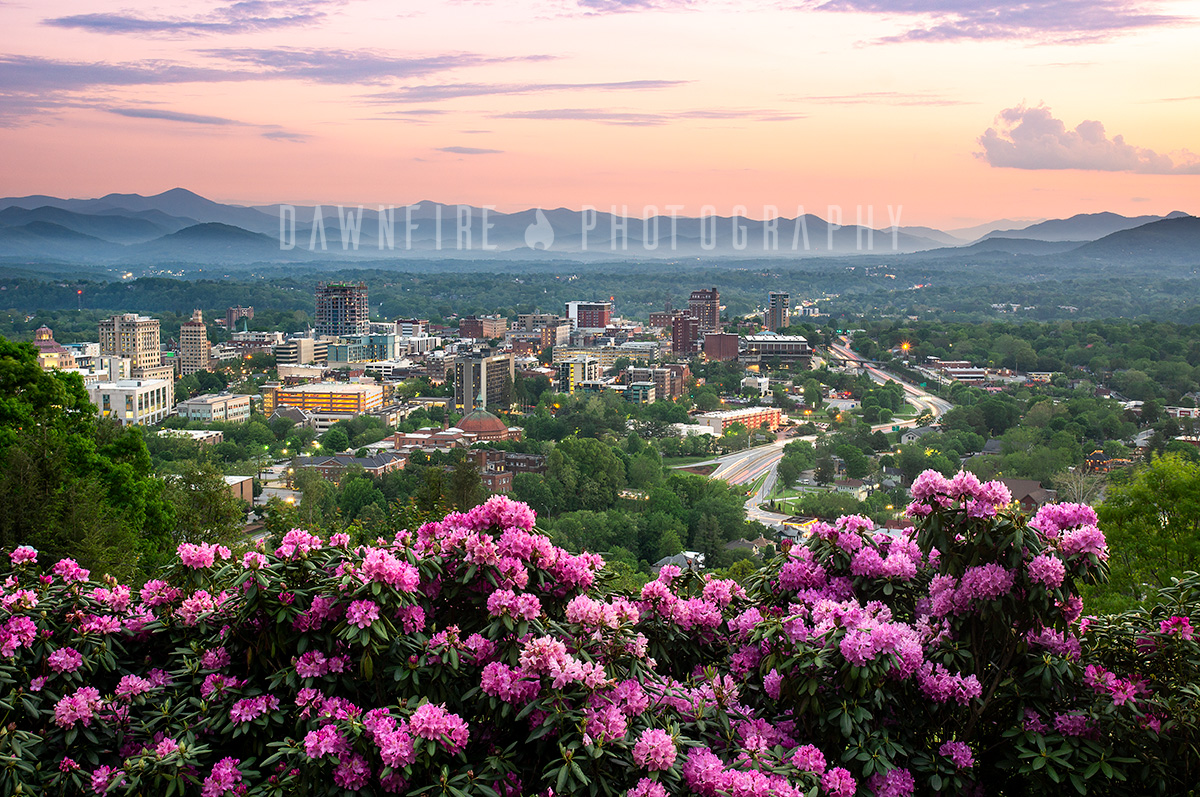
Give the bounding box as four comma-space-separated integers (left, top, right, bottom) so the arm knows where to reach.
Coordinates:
88, 378, 174, 426
176, 393, 253, 423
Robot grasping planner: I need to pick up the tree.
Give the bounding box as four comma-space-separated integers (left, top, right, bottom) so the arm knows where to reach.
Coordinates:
0, 337, 174, 580
1094, 454, 1200, 610
448, 456, 485, 510
338, 474, 387, 520
814, 456, 835, 486
321, 426, 350, 453
165, 463, 247, 545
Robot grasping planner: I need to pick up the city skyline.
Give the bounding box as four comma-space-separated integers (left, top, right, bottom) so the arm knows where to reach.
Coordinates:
1, 0, 1199, 227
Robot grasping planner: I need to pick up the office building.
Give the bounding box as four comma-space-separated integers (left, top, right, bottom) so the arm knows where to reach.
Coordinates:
557, 357, 600, 394
176, 393, 252, 423
688, 288, 720, 333
179, 310, 211, 376
88, 379, 174, 426
741, 335, 812, 369
395, 318, 428, 338
454, 352, 515, 412
565, 301, 612, 331
275, 337, 328, 366
99, 313, 161, 372
765, 292, 790, 332
315, 282, 369, 337
671, 315, 701, 356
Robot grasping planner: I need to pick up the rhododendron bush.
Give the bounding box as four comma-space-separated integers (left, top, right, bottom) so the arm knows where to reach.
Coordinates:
0, 471, 1196, 796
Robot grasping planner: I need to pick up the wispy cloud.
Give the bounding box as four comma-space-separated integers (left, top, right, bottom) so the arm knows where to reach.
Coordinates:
792, 91, 970, 106
200, 48, 553, 85
799, 0, 1185, 43
977, 104, 1200, 174
0, 48, 553, 124
105, 105, 310, 142
108, 107, 241, 125
575, 0, 692, 13
369, 79, 686, 103
262, 129, 309, 142
44, 1, 335, 38
437, 146, 503, 154
495, 107, 804, 125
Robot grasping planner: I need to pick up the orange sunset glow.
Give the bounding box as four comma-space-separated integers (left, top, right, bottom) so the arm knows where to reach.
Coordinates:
2, 0, 1199, 226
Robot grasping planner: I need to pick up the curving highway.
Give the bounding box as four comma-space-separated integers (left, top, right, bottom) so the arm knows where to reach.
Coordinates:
693, 338, 955, 528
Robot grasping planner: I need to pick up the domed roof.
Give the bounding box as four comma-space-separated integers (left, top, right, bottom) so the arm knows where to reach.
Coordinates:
457, 408, 508, 435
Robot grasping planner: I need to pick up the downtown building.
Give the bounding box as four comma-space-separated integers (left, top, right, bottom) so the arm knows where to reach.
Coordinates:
315, 282, 369, 337
565, 301, 612, 332
454, 352, 516, 412
688, 288, 720, 334
765, 292, 790, 332
179, 310, 211, 376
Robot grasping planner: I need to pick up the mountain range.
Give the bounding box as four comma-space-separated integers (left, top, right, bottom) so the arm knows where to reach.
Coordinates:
0, 188, 1194, 266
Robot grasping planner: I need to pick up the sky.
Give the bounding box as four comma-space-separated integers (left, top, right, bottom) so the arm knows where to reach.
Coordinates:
1, 0, 1199, 228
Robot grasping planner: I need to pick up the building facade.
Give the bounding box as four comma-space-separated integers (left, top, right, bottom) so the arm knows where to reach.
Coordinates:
688, 288, 720, 333
695, 406, 783, 434
741, 335, 812, 369
225, 305, 254, 330
458, 315, 508, 339
99, 313, 161, 372
671, 315, 701, 356
454, 352, 515, 412
32, 326, 76, 370
176, 393, 252, 423
179, 310, 211, 376
557, 357, 600, 394
315, 282, 369, 337
703, 332, 740, 362
265, 382, 384, 415
88, 378, 174, 426
765, 292, 790, 332
565, 301, 612, 331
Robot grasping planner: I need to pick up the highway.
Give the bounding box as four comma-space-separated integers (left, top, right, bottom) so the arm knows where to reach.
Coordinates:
827, 339, 954, 429
691, 339, 955, 527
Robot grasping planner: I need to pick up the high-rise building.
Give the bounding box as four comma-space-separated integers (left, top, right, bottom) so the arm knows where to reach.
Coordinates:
315, 282, 369, 337
557, 357, 600, 393
688, 288, 720, 333
765, 292, 790, 332
565, 301, 612, 331
454, 352, 515, 412
226, 305, 254, 331
99, 313, 161, 372
180, 310, 211, 376
671, 315, 702, 357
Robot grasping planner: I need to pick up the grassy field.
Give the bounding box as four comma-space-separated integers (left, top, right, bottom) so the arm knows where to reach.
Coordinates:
663, 455, 715, 468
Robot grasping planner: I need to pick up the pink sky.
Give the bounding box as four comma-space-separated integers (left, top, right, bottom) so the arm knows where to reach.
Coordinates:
2, 0, 1199, 227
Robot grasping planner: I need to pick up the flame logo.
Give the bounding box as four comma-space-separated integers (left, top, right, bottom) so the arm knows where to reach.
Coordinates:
524, 209, 554, 250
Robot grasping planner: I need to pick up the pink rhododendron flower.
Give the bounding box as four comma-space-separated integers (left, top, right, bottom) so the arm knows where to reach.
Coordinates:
632, 728, 676, 771
347, 599, 380, 628
939, 740, 974, 769
201, 758, 242, 797
9, 546, 37, 566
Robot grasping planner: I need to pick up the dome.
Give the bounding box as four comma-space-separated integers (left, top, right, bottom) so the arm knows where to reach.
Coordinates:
457, 408, 509, 437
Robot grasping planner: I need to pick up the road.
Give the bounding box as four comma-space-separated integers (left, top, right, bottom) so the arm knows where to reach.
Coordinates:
694, 340, 955, 527
827, 339, 954, 429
